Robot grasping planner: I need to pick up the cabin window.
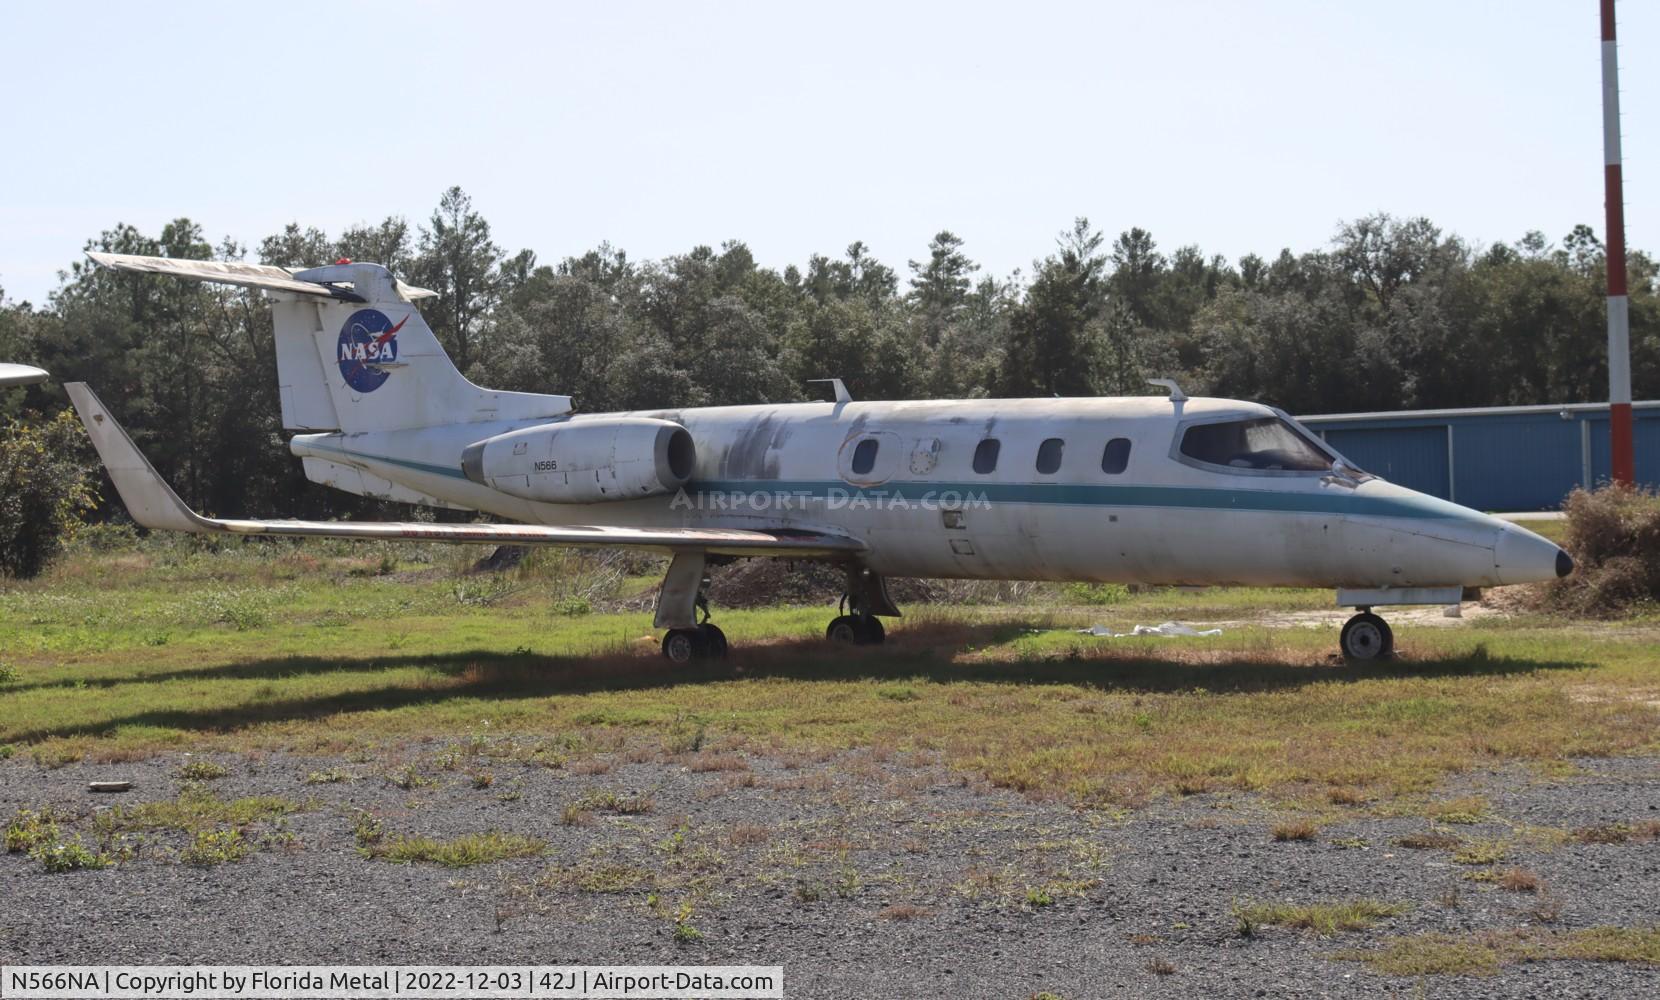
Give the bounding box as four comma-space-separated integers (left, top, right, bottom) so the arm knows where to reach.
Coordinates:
1101, 438, 1131, 474
1179, 417, 1333, 472
972, 439, 1000, 474
851, 438, 880, 475
1036, 437, 1065, 474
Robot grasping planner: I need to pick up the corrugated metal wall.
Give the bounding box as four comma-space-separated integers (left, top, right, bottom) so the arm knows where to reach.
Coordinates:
1299, 404, 1660, 512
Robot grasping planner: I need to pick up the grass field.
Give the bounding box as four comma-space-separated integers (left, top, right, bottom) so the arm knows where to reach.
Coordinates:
4, 535, 1657, 811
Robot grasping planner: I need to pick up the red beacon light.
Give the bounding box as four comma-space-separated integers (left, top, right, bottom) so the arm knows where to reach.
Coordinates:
334, 257, 352, 265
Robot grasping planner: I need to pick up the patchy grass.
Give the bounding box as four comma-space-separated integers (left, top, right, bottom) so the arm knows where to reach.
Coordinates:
361, 831, 546, 867
1340, 927, 1660, 976
560, 788, 655, 825
1271, 819, 1319, 842
176, 759, 231, 781
1496, 868, 1541, 893
1425, 796, 1490, 824
32, 836, 114, 873
1394, 829, 1462, 850
97, 790, 301, 833
180, 828, 250, 866
3, 539, 1660, 811
1451, 838, 1509, 866
4, 808, 62, 854
1572, 821, 1660, 844
1233, 899, 1409, 937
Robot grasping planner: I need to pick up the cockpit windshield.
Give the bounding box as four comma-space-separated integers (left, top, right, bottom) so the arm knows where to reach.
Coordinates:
1179, 416, 1335, 473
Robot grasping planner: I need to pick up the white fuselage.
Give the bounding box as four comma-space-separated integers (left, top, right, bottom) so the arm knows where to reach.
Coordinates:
290, 395, 1566, 590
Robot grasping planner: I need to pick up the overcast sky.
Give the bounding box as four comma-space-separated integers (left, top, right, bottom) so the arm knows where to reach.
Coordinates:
2, 0, 1655, 304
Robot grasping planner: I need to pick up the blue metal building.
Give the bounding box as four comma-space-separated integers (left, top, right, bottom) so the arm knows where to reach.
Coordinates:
1297, 400, 1660, 512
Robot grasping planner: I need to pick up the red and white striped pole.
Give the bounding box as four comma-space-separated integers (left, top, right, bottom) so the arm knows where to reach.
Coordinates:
1602, 0, 1634, 485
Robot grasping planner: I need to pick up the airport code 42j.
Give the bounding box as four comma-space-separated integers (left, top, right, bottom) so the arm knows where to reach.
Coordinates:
1, 966, 787, 999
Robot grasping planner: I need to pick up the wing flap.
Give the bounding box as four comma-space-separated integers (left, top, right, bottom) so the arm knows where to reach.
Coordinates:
65, 382, 863, 558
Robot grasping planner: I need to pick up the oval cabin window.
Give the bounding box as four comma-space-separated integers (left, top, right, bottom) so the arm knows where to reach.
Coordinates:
851, 438, 880, 475
973, 439, 1000, 474
1036, 438, 1064, 475
1101, 437, 1131, 474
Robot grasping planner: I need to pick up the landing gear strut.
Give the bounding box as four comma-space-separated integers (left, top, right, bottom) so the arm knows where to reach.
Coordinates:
827, 567, 898, 646
655, 552, 727, 663
1339, 610, 1393, 661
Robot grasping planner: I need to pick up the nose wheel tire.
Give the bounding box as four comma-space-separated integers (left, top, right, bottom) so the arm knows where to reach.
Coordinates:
662, 623, 729, 664
1340, 612, 1393, 661
827, 614, 886, 645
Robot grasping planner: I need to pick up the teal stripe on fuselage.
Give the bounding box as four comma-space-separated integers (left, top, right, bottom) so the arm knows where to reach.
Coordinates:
689, 479, 1470, 520
307, 441, 1469, 521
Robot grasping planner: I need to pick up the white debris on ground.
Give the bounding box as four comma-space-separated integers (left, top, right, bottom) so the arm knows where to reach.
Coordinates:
1075, 622, 1224, 638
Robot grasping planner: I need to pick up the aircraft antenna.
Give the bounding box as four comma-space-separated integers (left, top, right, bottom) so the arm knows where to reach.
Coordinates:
808, 378, 852, 404
1146, 378, 1187, 403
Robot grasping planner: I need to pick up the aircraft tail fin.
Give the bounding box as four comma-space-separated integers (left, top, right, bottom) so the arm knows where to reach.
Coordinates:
86, 253, 571, 433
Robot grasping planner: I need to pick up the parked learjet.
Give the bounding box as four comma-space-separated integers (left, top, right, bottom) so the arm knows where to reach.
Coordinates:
67, 253, 1571, 662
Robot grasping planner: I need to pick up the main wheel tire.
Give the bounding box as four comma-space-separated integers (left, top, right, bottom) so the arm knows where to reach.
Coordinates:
827, 615, 861, 644
1340, 613, 1390, 661
699, 623, 728, 658
856, 614, 885, 645
662, 628, 703, 664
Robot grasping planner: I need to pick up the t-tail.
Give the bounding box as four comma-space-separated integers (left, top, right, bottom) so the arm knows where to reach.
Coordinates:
85, 252, 570, 433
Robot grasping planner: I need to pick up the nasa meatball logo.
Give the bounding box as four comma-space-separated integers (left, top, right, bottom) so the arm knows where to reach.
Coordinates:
337, 309, 408, 393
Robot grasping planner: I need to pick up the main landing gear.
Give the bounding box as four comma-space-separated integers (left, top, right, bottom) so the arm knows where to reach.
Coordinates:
825, 567, 899, 647
1339, 610, 1394, 661
653, 556, 902, 661
655, 552, 729, 664
661, 620, 727, 664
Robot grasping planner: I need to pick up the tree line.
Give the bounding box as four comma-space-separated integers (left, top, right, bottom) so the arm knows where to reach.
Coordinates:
2, 185, 1656, 531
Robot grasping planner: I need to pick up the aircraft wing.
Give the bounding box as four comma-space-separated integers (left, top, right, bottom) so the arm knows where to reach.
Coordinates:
65, 382, 865, 559
1, 363, 49, 388
86, 251, 438, 303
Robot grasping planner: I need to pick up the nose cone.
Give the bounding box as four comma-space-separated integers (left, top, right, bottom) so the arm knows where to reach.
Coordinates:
1494, 522, 1572, 585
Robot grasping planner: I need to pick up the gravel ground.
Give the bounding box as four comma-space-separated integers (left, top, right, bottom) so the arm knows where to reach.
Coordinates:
2, 746, 1657, 999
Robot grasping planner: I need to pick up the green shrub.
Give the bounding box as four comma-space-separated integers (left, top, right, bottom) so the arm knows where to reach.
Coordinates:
69, 522, 139, 553
177, 760, 230, 781
1062, 582, 1132, 605
5, 808, 61, 853
180, 828, 249, 866
0, 409, 99, 578
33, 836, 113, 872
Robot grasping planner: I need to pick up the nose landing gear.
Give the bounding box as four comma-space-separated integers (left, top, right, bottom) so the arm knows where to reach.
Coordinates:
1339, 610, 1394, 661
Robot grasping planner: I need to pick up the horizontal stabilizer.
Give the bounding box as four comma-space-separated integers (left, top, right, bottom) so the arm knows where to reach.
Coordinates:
86, 252, 437, 303
66, 382, 864, 558
0, 363, 49, 388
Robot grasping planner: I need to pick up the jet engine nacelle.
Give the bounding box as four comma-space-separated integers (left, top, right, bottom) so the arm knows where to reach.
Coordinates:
461, 417, 696, 504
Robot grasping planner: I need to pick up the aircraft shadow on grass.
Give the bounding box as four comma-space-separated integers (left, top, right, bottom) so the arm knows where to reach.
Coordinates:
7, 622, 1590, 745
